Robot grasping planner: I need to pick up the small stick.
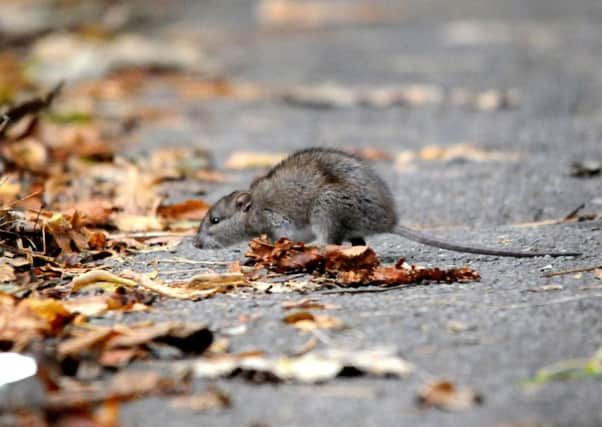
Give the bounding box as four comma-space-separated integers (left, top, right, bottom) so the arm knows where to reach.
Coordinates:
542, 265, 602, 278
319, 284, 410, 295
0, 115, 8, 133
563, 203, 586, 221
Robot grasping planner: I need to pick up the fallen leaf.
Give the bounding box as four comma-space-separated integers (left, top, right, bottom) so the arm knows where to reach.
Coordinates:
446, 320, 476, 333
105, 321, 213, 355
61, 199, 113, 226
157, 199, 209, 221
282, 299, 339, 310
148, 147, 214, 180
527, 284, 564, 292
58, 326, 115, 358
246, 236, 480, 286
225, 151, 286, 170
193, 348, 412, 384
595, 269, 602, 280
110, 213, 164, 232
46, 370, 188, 410
63, 294, 150, 316
417, 380, 482, 411
71, 270, 138, 293
246, 236, 323, 273
524, 347, 602, 386
282, 311, 345, 331
569, 160, 601, 177
257, 0, 401, 27
0, 295, 75, 351
347, 147, 392, 161
174, 272, 248, 290
283, 83, 357, 108
170, 386, 231, 412
3, 137, 48, 172
419, 143, 520, 163
29, 33, 213, 84
0, 263, 16, 282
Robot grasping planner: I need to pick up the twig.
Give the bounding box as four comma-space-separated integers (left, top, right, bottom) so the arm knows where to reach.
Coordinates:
319, 284, 410, 295
0, 241, 56, 263
0, 115, 7, 133
564, 203, 586, 221
542, 265, 602, 278
0, 81, 64, 137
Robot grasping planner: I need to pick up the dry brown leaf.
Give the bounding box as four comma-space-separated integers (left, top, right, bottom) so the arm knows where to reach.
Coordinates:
595, 269, 602, 280
88, 231, 108, 250
0, 295, 75, 351
105, 321, 213, 355
246, 236, 323, 273
71, 270, 138, 293
148, 147, 213, 181
193, 348, 412, 384
46, 212, 92, 255
282, 311, 345, 331
257, 0, 399, 27
157, 199, 209, 221
58, 326, 115, 358
282, 299, 339, 310
61, 199, 113, 227
170, 386, 231, 412
46, 370, 188, 410
168, 77, 264, 101
419, 143, 520, 163
0, 263, 16, 282
246, 237, 480, 286
3, 137, 48, 172
63, 295, 150, 317
347, 147, 392, 161
225, 151, 286, 170
417, 380, 483, 411
120, 270, 230, 300
110, 213, 164, 232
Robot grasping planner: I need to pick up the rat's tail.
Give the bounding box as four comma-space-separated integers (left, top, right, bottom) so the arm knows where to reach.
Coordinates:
393, 225, 581, 258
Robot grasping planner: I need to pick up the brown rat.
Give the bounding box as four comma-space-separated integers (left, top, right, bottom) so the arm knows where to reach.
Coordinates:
194, 148, 581, 257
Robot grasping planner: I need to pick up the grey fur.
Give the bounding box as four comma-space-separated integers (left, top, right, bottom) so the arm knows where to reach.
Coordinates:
194, 148, 580, 257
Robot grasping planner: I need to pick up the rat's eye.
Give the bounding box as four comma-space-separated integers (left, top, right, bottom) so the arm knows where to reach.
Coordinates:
210, 216, 220, 225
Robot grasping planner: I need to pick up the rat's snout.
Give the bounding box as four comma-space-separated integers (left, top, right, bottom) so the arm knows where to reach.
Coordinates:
192, 233, 205, 249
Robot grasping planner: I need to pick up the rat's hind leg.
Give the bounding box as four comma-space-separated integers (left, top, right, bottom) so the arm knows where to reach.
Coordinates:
310, 188, 362, 245
349, 237, 366, 246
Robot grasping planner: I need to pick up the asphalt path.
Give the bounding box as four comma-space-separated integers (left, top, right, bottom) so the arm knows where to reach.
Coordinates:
113, 1, 601, 426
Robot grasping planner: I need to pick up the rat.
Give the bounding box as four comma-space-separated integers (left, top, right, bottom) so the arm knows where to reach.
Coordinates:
193, 148, 581, 257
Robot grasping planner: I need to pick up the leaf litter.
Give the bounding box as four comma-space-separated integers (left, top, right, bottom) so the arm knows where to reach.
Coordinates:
0, 10, 495, 423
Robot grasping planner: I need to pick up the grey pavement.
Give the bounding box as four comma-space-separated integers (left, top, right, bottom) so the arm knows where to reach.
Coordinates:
115, 1, 601, 426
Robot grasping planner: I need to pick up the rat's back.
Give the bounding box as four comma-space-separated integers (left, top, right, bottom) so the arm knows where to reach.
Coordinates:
249, 148, 397, 235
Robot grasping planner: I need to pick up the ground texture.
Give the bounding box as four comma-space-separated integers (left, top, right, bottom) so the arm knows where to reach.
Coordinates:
33, 1, 602, 426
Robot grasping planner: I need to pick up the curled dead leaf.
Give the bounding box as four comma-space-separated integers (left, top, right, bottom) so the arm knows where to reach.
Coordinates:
246, 237, 480, 286
282, 299, 339, 310
193, 348, 412, 384
156, 199, 209, 221
282, 311, 345, 331
170, 386, 231, 412
417, 380, 483, 411
225, 151, 286, 170
0, 295, 75, 351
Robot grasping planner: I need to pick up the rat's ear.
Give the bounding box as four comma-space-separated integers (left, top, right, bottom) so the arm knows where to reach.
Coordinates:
235, 192, 252, 212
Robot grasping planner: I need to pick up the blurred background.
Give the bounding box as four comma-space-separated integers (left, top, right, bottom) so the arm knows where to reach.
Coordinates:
1, 0, 601, 227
